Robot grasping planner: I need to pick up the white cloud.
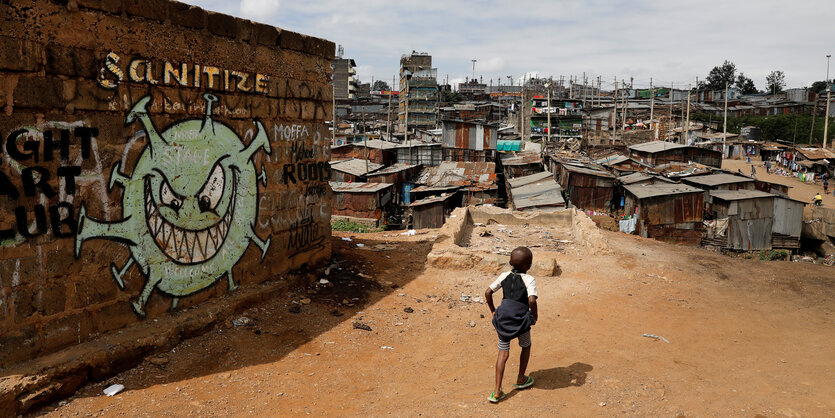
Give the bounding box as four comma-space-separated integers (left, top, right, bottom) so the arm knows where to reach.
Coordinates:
239, 0, 279, 21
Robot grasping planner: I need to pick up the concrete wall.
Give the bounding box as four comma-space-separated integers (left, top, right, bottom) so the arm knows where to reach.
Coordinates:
0, 0, 334, 365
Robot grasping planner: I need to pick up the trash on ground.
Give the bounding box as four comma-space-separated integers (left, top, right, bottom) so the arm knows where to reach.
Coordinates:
402, 230, 416, 236
380, 346, 394, 350
468, 320, 476, 327
642, 333, 670, 343
232, 316, 251, 326
341, 237, 352, 241
319, 278, 330, 285
353, 322, 372, 331
356, 243, 365, 248
403, 307, 414, 313
103, 384, 124, 397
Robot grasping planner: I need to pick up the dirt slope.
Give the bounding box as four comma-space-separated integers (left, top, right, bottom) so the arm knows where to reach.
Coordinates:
35, 229, 835, 417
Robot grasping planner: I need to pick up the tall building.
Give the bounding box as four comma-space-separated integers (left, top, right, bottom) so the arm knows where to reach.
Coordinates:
399, 51, 438, 132
332, 57, 358, 100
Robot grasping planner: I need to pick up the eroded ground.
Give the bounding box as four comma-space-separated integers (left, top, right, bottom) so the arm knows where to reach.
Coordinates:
35, 229, 835, 417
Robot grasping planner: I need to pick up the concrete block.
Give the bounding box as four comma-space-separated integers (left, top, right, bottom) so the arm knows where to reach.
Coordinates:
207, 11, 239, 39
45, 44, 97, 78
169, 2, 206, 29
252, 23, 279, 46
13, 76, 67, 110
0, 36, 43, 72
124, 0, 168, 22
278, 30, 305, 51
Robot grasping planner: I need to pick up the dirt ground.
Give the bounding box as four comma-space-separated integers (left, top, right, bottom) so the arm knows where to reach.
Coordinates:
722, 158, 835, 208
34, 225, 835, 417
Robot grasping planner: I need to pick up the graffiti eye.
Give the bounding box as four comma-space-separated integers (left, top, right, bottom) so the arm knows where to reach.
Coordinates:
198, 163, 225, 213
160, 180, 181, 210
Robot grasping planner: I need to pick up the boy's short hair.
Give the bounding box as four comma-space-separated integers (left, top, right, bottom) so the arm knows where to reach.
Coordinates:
510, 247, 533, 269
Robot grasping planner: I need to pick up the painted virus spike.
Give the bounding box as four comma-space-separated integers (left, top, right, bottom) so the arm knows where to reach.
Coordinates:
258, 164, 267, 186
170, 297, 179, 310
75, 203, 137, 258
247, 224, 271, 261
108, 162, 129, 191
226, 270, 237, 291
125, 96, 167, 152
132, 272, 163, 317
109, 258, 134, 290
200, 93, 219, 135
239, 121, 271, 164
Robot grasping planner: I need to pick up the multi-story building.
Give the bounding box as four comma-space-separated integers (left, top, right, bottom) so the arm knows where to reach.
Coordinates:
399, 51, 438, 132
332, 57, 359, 100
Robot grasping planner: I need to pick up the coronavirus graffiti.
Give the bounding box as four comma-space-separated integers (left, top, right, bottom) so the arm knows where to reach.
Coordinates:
75, 94, 272, 316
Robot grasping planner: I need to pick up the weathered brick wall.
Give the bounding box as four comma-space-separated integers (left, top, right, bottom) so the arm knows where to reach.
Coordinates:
0, 0, 334, 366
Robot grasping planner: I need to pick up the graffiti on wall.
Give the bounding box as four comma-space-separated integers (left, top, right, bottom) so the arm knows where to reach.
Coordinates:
1, 123, 105, 244
75, 94, 272, 316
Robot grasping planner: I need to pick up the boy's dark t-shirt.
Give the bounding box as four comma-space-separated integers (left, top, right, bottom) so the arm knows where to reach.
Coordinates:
490, 270, 538, 341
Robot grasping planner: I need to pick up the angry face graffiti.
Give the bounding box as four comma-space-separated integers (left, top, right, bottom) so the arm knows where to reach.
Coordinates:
75, 94, 271, 316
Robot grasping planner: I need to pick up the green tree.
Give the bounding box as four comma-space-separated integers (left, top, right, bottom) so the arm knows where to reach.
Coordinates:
766, 70, 786, 95
705, 60, 736, 90
372, 80, 391, 91
810, 80, 831, 93
736, 73, 758, 94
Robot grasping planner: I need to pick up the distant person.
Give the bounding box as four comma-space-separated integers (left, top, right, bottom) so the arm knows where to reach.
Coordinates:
485, 247, 538, 403
750, 165, 756, 178
814, 193, 823, 207
765, 160, 771, 174
824, 179, 829, 195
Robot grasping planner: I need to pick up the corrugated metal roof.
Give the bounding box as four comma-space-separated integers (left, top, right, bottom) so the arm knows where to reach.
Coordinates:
796, 147, 835, 160
710, 190, 775, 201
628, 141, 688, 153
330, 158, 384, 176
332, 139, 399, 150
561, 163, 615, 178
618, 172, 675, 185
394, 142, 442, 149
507, 171, 552, 188
500, 151, 541, 166
410, 193, 455, 207
365, 163, 419, 176
624, 183, 704, 199
329, 181, 393, 193
683, 173, 754, 187
415, 161, 497, 189
511, 180, 565, 210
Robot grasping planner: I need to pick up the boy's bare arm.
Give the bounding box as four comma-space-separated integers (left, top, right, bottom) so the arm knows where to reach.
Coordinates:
485, 288, 495, 315
529, 296, 538, 324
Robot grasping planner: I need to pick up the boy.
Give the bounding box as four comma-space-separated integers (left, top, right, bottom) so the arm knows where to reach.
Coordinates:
485, 246, 538, 403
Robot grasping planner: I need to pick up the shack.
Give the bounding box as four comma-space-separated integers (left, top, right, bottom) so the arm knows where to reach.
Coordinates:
754, 180, 791, 198
331, 139, 398, 165
411, 161, 498, 205
554, 161, 615, 212
508, 172, 565, 211
500, 152, 543, 179
771, 196, 806, 249
707, 190, 775, 251
629, 141, 722, 168
794, 147, 835, 177
441, 119, 498, 162
396, 143, 443, 166
365, 163, 422, 205
598, 154, 653, 176
329, 158, 384, 182
682, 173, 755, 206
622, 183, 705, 245
410, 193, 457, 229
330, 181, 394, 227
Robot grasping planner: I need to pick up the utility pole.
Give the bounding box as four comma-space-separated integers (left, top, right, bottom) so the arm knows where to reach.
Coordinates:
622, 78, 631, 130
597, 76, 601, 107
650, 77, 655, 139
825, 54, 832, 149
669, 82, 674, 141
471, 59, 477, 81
583, 72, 587, 109
386, 75, 393, 141
685, 83, 692, 145
612, 78, 618, 145
362, 106, 368, 174
332, 76, 337, 145
547, 78, 552, 151
723, 81, 729, 157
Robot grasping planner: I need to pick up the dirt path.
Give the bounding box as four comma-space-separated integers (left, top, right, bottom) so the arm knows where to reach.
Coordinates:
722, 158, 835, 208
36, 231, 835, 417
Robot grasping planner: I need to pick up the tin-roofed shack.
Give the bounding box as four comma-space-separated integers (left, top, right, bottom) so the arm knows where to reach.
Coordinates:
682, 173, 755, 206
410, 193, 457, 229
365, 163, 422, 205
622, 183, 705, 245
628, 141, 722, 168
554, 161, 615, 212
330, 181, 395, 227
396, 143, 443, 166
508, 172, 565, 211
500, 151, 543, 179
331, 139, 398, 165
597, 154, 653, 176
329, 158, 384, 182
441, 120, 499, 163
412, 161, 498, 205
771, 196, 806, 249
707, 190, 775, 251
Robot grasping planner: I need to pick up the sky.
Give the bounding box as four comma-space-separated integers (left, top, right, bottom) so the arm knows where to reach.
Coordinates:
182, 0, 835, 92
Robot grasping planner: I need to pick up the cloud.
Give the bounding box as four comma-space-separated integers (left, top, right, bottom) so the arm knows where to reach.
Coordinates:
179, 0, 835, 89
239, 0, 279, 21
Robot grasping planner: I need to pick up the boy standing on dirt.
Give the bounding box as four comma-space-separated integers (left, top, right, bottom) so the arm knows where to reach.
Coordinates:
484, 246, 538, 403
